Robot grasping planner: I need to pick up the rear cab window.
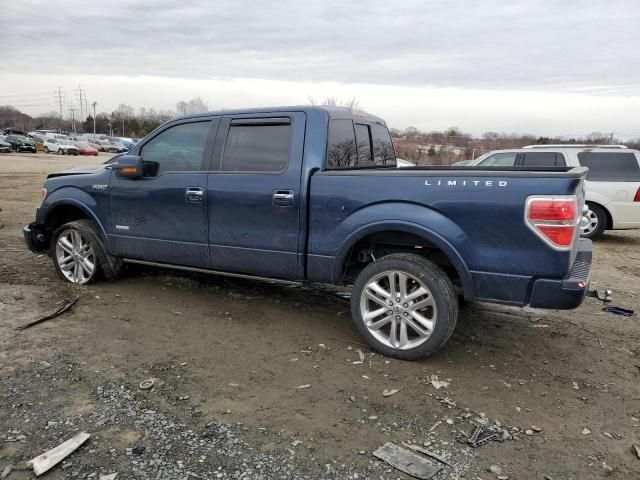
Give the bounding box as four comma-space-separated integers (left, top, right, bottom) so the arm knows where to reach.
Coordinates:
521, 152, 566, 167
221, 118, 292, 172
326, 118, 396, 169
577, 152, 640, 181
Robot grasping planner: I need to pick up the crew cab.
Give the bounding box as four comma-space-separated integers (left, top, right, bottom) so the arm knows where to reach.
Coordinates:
23, 106, 592, 359
470, 145, 640, 239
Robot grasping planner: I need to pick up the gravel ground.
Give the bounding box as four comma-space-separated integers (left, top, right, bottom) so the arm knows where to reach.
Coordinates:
1, 152, 639, 479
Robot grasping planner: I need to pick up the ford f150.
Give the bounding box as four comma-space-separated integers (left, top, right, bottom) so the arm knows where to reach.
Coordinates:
24, 106, 592, 359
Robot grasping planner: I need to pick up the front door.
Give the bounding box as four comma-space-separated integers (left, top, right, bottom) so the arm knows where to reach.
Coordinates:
206, 113, 305, 279
109, 118, 218, 267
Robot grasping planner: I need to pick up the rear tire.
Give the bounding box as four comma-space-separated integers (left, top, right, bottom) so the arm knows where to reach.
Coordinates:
44, 146, 49, 153
51, 219, 123, 284
580, 203, 606, 240
350, 253, 458, 360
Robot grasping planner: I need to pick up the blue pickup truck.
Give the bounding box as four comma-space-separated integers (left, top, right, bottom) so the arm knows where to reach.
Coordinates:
24, 106, 592, 359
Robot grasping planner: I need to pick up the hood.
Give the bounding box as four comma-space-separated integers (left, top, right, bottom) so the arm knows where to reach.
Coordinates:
47, 164, 106, 179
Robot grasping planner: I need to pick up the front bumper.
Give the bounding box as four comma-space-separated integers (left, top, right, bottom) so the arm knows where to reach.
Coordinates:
23, 222, 51, 253
529, 239, 592, 309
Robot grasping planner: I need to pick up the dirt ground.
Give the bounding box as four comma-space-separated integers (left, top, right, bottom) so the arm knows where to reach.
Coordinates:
1, 152, 639, 479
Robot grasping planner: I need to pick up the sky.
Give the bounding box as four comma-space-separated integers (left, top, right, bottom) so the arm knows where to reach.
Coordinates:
1, 0, 639, 138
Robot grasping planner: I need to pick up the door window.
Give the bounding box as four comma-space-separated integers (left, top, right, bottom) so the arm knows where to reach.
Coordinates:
479, 152, 517, 166
327, 119, 357, 168
140, 121, 210, 175
521, 152, 565, 167
221, 122, 291, 172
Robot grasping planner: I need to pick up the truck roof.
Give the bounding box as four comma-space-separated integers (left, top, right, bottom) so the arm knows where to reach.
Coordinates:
171, 105, 387, 126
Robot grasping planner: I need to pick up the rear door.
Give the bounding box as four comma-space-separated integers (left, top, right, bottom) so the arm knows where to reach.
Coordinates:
206, 112, 306, 279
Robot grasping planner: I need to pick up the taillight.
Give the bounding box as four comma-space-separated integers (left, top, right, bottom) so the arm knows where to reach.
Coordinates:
525, 196, 579, 249
634, 187, 640, 202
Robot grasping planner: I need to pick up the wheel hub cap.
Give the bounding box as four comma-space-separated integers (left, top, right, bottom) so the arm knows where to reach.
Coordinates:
360, 270, 438, 350
55, 230, 96, 284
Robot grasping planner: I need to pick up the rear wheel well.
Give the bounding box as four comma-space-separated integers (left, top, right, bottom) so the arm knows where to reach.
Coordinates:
340, 230, 460, 289
586, 201, 612, 230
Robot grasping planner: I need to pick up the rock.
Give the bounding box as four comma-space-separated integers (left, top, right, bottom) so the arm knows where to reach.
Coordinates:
99, 474, 118, 480
296, 384, 311, 389
383, 389, 399, 397
582, 427, 591, 435
572, 381, 579, 390
1, 465, 12, 479
488, 464, 502, 475
531, 426, 543, 432
497, 476, 509, 480
633, 444, 640, 459
525, 429, 534, 436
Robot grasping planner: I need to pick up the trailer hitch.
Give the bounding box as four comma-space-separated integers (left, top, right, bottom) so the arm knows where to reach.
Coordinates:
587, 288, 635, 317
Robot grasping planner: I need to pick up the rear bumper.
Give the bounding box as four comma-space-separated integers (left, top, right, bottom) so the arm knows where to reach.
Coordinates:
23, 223, 51, 253
528, 239, 592, 309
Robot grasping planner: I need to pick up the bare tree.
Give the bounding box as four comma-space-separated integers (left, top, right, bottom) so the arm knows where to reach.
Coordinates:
176, 97, 209, 115
308, 95, 362, 110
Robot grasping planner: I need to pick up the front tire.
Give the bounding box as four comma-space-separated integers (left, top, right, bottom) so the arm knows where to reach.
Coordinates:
580, 203, 606, 240
44, 146, 50, 153
350, 253, 458, 360
51, 219, 123, 284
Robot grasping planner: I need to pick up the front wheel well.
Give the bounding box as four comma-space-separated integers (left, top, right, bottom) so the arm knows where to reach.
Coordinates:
340, 230, 461, 290
45, 204, 90, 232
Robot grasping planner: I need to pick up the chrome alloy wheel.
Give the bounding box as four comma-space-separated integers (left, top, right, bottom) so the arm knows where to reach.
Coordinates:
359, 270, 437, 350
55, 229, 96, 284
580, 207, 599, 236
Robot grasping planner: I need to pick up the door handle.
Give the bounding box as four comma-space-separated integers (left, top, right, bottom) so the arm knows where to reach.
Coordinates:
273, 190, 295, 206
185, 187, 204, 203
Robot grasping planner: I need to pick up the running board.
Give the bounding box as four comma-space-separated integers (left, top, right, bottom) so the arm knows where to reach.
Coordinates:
122, 258, 301, 286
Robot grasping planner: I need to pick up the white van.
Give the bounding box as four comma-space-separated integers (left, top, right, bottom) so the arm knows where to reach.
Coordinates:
470, 145, 640, 239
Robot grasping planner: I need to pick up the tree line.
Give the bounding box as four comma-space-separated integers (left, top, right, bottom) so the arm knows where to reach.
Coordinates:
0, 97, 209, 138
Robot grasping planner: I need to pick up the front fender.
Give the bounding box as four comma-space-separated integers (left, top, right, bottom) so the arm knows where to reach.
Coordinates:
329, 203, 475, 299
40, 187, 110, 244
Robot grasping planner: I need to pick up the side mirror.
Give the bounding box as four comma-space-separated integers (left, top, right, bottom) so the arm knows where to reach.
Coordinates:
110, 155, 143, 178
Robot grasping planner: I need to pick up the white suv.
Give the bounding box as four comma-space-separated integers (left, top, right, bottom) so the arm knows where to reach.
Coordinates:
470, 145, 640, 239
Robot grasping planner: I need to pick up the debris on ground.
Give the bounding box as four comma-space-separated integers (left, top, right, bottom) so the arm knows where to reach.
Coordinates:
99, 474, 118, 480
457, 425, 505, 448
402, 442, 455, 467
295, 384, 311, 389
582, 427, 591, 435
383, 388, 399, 397
430, 375, 450, 390
633, 444, 640, 459
373, 442, 441, 479
27, 431, 90, 476
15, 297, 79, 330
139, 379, 155, 390
488, 464, 503, 475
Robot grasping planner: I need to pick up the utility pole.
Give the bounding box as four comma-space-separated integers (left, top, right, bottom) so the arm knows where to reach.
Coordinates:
91, 101, 97, 140
76, 86, 86, 124
122, 113, 125, 137
55, 87, 65, 132
68, 108, 77, 134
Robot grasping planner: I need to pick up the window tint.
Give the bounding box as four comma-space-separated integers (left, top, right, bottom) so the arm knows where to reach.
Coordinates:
522, 152, 565, 167
141, 121, 210, 175
327, 119, 357, 168
222, 123, 291, 172
371, 124, 396, 166
578, 152, 640, 181
479, 152, 517, 166
355, 124, 372, 163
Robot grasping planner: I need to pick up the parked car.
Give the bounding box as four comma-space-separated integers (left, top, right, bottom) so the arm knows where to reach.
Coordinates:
109, 141, 129, 153
468, 145, 640, 239
74, 142, 99, 156
0, 137, 11, 153
43, 138, 78, 155
23, 106, 592, 360
5, 135, 37, 152
97, 140, 119, 153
